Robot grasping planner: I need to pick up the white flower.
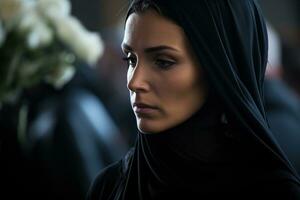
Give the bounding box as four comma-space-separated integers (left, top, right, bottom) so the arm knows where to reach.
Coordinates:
76, 32, 104, 65
45, 65, 75, 89
17, 10, 53, 49
0, 19, 5, 47
36, 0, 71, 20
0, 0, 35, 29
53, 16, 104, 64
18, 8, 38, 31
0, 0, 104, 104
26, 23, 53, 49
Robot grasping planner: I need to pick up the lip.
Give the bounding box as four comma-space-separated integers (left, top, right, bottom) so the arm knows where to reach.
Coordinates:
133, 102, 158, 114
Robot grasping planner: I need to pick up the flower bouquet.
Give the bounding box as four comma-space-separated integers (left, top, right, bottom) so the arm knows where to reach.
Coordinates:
0, 0, 104, 105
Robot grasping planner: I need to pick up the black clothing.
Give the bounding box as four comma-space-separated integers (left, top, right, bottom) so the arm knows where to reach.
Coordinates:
88, 100, 300, 199
88, 0, 300, 199
265, 78, 300, 174
89, 152, 300, 199
0, 66, 128, 200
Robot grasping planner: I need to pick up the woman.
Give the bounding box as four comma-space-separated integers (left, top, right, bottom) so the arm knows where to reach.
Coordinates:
87, 0, 300, 199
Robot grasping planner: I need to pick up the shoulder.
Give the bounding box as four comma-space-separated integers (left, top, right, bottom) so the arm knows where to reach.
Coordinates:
86, 148, 135, 200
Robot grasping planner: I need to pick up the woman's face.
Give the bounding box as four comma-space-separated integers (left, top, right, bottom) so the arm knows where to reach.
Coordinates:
122, 9, 206, 134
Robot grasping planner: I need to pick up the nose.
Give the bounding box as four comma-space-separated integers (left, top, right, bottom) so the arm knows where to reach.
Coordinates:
127, 62, 150, 93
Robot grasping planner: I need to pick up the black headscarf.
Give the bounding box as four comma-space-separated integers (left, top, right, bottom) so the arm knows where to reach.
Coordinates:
120, 0, 300, 198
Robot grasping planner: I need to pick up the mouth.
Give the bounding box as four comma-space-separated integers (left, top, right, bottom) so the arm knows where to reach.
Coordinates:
133, 102, 158, 115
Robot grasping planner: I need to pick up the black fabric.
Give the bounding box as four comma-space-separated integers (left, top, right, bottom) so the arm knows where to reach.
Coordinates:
87, 0, 300, 199
264, 78, 300, 174
87, 100, 300, 199
0, 65, 128, 200
88, 153, 300, 199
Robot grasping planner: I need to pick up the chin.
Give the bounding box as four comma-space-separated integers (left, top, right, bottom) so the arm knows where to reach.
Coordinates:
136, 119, 157, 134
138, 125, 159, 134
137, 119, 170, 134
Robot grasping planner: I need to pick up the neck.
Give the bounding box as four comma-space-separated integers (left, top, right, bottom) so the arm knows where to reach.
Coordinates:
138, 97, 232, 165
133, 98, 237, 194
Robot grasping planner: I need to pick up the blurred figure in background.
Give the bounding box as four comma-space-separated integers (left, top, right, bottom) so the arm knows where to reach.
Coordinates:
0, 0, 131, 198
94, 0, 137, 145
264, 23, 300, 174
0, 63, 129, 200
96, 28, 137, 145
71, 0, 136, 145
281, 39, 300, 97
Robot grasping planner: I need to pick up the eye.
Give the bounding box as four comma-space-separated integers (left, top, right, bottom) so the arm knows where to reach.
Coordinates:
155, 59, 175, 70
122, 53, 137, 68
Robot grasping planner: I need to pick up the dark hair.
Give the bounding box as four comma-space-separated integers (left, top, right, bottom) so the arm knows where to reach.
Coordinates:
126, 0, 162, 19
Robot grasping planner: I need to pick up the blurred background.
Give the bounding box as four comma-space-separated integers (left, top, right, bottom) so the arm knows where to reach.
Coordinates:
0, 0, 299, 199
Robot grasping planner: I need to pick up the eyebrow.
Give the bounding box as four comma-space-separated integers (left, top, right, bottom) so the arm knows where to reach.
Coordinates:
121, 43, 179, 53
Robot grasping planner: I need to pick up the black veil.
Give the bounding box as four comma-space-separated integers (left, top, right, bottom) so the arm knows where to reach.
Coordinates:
121, 0, 300, 198
135, 0, 299, 178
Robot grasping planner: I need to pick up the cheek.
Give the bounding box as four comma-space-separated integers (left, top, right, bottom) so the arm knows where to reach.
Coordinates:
160, 68, 203, 103
159, 69, 205, 126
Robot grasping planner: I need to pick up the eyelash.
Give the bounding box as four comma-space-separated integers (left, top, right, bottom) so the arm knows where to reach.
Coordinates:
122, 56, 137, 68
121, 55, 176, 70
155, 59, 175, 69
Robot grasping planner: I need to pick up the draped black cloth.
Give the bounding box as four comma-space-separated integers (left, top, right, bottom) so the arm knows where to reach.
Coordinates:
87, 0, 300, 199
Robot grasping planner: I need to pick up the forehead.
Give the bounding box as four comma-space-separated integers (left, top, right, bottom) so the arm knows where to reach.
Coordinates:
123, 10, 187, 50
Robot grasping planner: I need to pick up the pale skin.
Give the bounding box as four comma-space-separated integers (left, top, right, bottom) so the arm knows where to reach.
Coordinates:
122, 9, 207, 134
